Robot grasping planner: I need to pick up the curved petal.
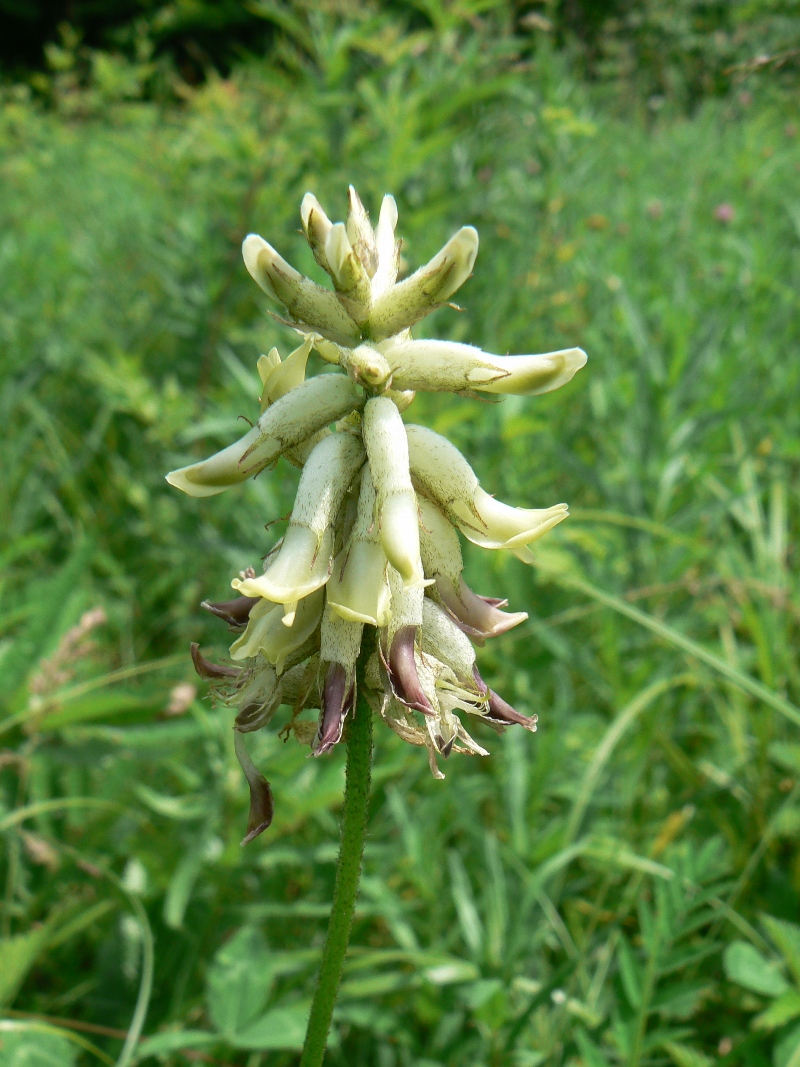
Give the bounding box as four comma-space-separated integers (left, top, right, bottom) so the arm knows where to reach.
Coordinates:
407, 424, 568, 550
167, 374, 364, 498
367, 227, 478, 341
242, 233, 361, 345
363, 398, 427, 589
383, 339, 586, 396
230, 591, 323, 673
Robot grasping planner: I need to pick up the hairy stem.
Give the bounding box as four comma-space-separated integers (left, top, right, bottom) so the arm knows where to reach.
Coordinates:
299, 650, 373, 1066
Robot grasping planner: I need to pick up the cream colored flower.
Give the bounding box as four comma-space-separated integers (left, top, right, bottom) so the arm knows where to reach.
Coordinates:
232, 431, 365, 621
407, 424, 568, 550
176, 188, 585, 839
167, 374, 364, 497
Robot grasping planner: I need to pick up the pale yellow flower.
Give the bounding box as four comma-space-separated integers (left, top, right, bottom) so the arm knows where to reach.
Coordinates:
173, 188, 585, 841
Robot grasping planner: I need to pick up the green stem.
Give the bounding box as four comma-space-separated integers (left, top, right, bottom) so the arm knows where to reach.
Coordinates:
300, 656, 373, 1067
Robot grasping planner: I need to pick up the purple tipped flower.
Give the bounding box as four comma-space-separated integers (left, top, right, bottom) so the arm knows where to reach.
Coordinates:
190, 642, 240, 680
437, 575, 528, 643
486, 689, 538, 732
386, 626, 435, 716
202, 595, 260, 628
315, 662, 355, 755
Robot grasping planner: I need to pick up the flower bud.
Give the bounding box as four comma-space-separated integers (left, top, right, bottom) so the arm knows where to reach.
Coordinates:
166, 374, 363, 498
257, 337, 313, 412
419, 599, 477, 682
233, 661, 282, 733
383, 570, 432, 717
233, 731, 274, 845
300, 192, 334, 272
346, 185, 378, 278
190, 643, 240, 680
232, 432, 365, 617
367, 226, 478, 341
362, 397, 427, 589
324, 223, 372, 313
201, 595, 259, 629
230, 590, 323, 674
327, 465, 392, 627
382, 339, 587, 396
315, 607, 363, 755
406, 424, 568, 550
242, 233, 361, 345
339, 344, 393, 390
371, 195, 399, 299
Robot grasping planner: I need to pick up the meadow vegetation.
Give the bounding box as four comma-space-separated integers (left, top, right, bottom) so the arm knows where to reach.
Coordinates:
1, 6, 799, 1065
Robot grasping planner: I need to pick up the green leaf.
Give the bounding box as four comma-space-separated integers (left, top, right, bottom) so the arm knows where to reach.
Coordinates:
753, 990, 800, 1030
775, 1022, 800, 1067
767, 743, 800, 774
206, 927, 276, 1038
0, 926, 53, 1007
162, 848, 205, 930
0, 1025, 78, 1067
575, 1028, 613, 1067
762, 916, 800, 985
33, 691, 159, 730
232, 1002, 310, 1050
617, 936, 644, 1009
723, 941, 789, 997
134, 785, 209, 821
132, 1030, 217, 1062
662, 1040, 713, 1067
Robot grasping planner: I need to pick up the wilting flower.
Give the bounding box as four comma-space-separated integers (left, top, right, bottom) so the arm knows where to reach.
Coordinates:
169, 187, 586, 842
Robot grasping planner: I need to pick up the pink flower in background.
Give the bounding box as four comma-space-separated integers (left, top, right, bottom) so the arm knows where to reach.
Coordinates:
714, 203, 735, 223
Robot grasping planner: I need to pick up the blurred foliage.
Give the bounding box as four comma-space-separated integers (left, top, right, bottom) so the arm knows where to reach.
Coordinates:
1, 0, 799, 108
1, 7, 800, 1067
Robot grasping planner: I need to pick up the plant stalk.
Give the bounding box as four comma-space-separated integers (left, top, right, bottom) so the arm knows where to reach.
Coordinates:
299, 650, 373, 1066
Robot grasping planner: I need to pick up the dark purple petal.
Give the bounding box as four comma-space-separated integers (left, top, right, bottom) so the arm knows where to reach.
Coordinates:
486, 689, 538, 732
472, 665, 489, 696
387, 626, 435, 717
314, 663, 354, 756
190, 642, 240, 680
202, 596, 260, 628
233, 731, 274, 845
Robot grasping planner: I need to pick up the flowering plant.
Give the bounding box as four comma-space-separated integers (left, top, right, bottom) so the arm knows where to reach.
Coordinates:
168, 188, 586, 1063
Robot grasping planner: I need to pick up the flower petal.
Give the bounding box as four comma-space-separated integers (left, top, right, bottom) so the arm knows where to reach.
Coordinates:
346, 186, 378, 278
242, 233, 361, 345
233, 731, 274, 845
300, 192, 334, 272
230, 590, 323, 673
367, 227, 478, 340
258, 337, 313, 411
382, 339, 586, 396
363, 398, 427, 589
436, 575, 528, 640
372, 194, 399, 298
167, 374, 364, 497
406, 424, 568, 550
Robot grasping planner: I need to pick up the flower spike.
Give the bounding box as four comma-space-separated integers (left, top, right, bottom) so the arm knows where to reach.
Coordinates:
173, 187, 586, 827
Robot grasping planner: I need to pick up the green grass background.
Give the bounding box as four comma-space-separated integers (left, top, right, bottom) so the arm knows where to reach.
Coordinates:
1, 12, 800, 1067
